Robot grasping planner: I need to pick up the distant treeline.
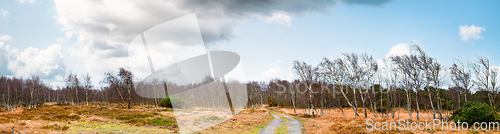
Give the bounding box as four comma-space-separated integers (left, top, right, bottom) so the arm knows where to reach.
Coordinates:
247, 43, 499, 120
0, 68, 150, 110
0, 68, 248, 111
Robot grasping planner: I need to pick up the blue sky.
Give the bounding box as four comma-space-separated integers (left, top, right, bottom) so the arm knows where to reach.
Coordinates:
0, 0, 499, 88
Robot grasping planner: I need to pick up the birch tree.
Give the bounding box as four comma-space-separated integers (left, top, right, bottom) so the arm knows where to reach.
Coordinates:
413, 45, 437, 119
391, 55, 415, 120
470, 55, 497, 108
343, 53, 367, 117
430, 60, 445, 119
449, 59, 473, 106
83, 73, 92, 106
360, 53, 378, 118
293, 61, 319, 117
320, 57, 360, 117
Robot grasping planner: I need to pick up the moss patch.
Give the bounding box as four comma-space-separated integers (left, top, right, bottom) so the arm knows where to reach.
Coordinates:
147, 117, 175, 126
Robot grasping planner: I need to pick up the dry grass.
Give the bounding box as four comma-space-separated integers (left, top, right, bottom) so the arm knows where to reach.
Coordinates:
0, 104, 275, 133
0, 104, 178, 133
271, 106, 453, 121
196, 109, 273, 134
267, 106, 500, 134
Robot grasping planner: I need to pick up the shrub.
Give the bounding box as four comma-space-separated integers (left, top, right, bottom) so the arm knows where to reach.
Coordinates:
162, 108, 173, 112
159, 96, 186, 108
42, 124, 70, 131
452, 101, 499, 124
147, 117, 175, 126
267, 96, 277, 107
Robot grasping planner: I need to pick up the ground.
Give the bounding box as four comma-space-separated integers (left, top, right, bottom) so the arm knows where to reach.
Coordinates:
0, 104, 272, 134
4, 104, 500, 134
267, 106, 500, 134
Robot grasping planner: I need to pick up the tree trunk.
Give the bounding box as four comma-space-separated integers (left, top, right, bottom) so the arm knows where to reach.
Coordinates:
437, 90, 443, 119
428, 88, 436, 119
86, 88, 88, 106
339, 86, 359, 117
308, 84, 315, 117
358, 86, 368, 118
291, 91, 296, 113
406, 87, 412, 120
339, 98, 345, 118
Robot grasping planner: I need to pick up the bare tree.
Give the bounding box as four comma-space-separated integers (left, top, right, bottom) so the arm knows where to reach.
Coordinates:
413, 45, 437, 119
360, 53, 378, 118
320, 57, 360, 117
470, 55, 497, 108
491, 67, 499, 108
83, 73, 92, 106
118, 68, 134, 109
102, 72, 126, 106
293, 60, 319, 117
343, 53, 367, 117
449, 59, 473, 106
391, 55, 416, 120
430, 60, 446, 119
380, 58, 400, 119
29, 75, 41, 109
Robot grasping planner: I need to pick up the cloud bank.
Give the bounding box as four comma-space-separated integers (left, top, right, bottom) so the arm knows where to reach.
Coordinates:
0, 37, 66, 83
53, 0, 392, 84
54, 0, 392, 59
385, 43, 411, 59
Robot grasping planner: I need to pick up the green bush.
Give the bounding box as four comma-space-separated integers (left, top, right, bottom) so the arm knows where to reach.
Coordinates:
147, 117, 175, 126
159, 96, 185, 108
452, 101, 499, 124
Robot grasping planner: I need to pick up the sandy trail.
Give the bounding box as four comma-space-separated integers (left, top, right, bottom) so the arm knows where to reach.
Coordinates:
278, 112, 303, 134
258, 112, 281, 134
260, 108, 303, 134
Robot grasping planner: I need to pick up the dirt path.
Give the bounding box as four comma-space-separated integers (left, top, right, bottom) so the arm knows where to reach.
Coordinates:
278, 112, 303, 134
258, 112, 281, 134
260, 108, 303, 134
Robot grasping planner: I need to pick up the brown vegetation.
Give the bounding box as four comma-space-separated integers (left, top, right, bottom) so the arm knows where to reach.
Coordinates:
197, 109, 272, 134
0, 104, 178, 133
269, 106, 500, 134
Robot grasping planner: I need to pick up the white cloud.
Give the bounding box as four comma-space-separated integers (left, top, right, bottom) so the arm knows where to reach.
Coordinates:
266, 12, 292, 27
1, 9, 9, 17
52, 0, 360, 60
0, 44, 66, 82
459, 25, 485, 41
52, 0, 391, 85
17, 0, 36, 3
385, 43, 410, 59
249, 61, 294, 82
0, 35, 12, 41
254, 67, 284, 81
377, 43, 412, 80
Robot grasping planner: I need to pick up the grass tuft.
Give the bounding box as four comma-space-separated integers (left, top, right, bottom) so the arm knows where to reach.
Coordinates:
147, 117, 175, 126
41, 124, 70, 131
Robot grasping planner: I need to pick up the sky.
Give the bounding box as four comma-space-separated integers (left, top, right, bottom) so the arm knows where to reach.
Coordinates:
0, 0, 499, 89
